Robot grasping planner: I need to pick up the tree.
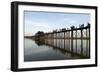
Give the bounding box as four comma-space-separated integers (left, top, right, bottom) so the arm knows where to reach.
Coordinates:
35, 31, 44, 36
71, 26, 75, 29
61, 28, 66, 31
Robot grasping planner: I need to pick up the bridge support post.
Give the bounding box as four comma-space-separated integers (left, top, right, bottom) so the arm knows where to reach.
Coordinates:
71, 29, 73, 52
81, 28, 83, 54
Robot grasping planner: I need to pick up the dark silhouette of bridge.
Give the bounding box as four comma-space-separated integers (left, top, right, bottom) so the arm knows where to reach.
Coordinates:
34, 23, 90, 40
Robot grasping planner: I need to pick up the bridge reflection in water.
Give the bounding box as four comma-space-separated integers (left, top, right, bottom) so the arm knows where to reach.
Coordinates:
34, 38, 90, 58
24, 24, 90, 61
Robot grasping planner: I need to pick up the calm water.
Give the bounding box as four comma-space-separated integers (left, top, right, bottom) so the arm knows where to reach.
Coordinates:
24, 38, 90, 62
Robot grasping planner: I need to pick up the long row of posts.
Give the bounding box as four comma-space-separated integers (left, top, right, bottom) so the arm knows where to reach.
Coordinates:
37, 23, 90, 58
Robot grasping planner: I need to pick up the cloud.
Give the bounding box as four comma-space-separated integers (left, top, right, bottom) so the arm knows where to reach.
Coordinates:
25, 20, 53, 36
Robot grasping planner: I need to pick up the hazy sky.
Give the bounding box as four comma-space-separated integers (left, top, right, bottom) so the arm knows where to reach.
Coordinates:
24, 11, 90, 36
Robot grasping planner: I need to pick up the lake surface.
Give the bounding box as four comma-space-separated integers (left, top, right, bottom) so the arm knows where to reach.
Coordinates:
24, 38, 90, 62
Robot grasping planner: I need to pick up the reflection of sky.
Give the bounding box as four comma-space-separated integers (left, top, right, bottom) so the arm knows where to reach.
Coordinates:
25, 39, 50, 55
24, 11, 90, 36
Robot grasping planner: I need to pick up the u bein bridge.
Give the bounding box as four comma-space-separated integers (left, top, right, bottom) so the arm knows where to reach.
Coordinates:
30, 23, 90, 58
35, 23, 90, 40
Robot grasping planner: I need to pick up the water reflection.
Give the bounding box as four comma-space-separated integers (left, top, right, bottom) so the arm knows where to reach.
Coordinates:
44, 38, 90, 57
24, 38, 90, 62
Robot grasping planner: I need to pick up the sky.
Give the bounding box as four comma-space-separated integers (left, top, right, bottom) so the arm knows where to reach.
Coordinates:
24, 11, 90, 36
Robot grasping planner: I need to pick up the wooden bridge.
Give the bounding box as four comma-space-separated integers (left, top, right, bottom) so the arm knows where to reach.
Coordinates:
35, 23, 90, 40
